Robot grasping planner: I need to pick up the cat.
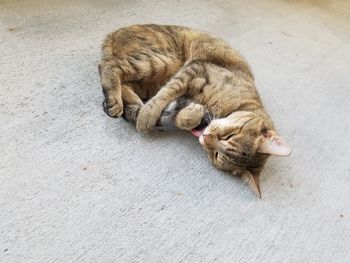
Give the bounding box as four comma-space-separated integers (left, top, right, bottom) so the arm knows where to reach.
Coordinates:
98, 24, 291, 197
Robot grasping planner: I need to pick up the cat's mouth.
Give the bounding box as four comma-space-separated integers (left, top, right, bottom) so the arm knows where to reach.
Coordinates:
191, 119, 208, 138
191, 112, 212, 138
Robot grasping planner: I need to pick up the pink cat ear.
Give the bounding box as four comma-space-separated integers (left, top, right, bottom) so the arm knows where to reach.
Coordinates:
242, 171, 261, 198
258, 131, 291, 156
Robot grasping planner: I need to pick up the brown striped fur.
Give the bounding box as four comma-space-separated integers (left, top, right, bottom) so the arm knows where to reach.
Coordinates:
98, 24, 291, 197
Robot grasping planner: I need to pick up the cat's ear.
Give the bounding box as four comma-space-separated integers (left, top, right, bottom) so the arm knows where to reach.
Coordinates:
242, 171, 261, 198
258, 130, 291, 156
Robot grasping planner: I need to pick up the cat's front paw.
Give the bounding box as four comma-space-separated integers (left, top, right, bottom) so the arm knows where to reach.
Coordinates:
136, 104, 161, 133
175, 103, 205, 130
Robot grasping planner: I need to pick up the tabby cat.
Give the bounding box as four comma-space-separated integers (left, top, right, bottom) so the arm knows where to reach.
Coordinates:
98, 24, 291, 197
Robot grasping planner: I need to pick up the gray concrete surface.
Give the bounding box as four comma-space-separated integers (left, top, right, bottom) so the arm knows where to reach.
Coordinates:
1, 0, 350, 262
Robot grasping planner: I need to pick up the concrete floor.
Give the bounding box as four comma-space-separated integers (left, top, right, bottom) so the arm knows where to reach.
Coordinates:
1, 0, 350, 262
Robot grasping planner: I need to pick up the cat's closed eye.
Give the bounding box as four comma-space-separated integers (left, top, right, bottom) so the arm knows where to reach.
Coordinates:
222, 133, 236, 140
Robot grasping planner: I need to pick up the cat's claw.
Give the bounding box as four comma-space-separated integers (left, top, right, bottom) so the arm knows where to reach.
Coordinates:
136, 105, 161, 133
122, 104, 141, 122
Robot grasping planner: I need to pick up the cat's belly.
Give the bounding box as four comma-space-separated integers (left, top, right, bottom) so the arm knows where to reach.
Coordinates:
133, 57, 183, 100
192, 85, 239, 118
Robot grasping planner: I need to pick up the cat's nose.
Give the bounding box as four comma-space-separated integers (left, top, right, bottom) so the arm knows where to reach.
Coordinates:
200, 133, 211, 146
201, 133, 216, 149
202, 133, 212, 140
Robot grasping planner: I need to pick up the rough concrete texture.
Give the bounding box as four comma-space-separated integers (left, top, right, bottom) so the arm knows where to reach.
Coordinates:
1, 0, 350, 262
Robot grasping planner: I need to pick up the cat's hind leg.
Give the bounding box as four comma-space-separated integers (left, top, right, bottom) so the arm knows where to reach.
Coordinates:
121, 83, 144, 123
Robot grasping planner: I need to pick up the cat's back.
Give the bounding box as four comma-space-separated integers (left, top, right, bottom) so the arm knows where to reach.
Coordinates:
101, 24, 189, 60
101, 24, 192, 87
100, 24, 253, 91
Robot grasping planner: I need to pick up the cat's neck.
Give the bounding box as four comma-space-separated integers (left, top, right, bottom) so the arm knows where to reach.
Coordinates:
209, 97, 274, 129
200, 65, 275, 129
235, 103, 275, 130
208, 99, 274, 129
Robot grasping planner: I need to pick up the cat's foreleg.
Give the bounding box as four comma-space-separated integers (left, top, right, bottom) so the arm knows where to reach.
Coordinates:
136, 61, 206, 133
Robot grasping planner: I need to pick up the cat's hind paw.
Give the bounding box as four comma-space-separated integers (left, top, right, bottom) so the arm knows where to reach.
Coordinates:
103, 100, 123, 118
122, 104, 141, 123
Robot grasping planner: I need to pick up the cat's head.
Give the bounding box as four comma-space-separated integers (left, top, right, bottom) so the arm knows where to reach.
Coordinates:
196, 111, 291, 197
